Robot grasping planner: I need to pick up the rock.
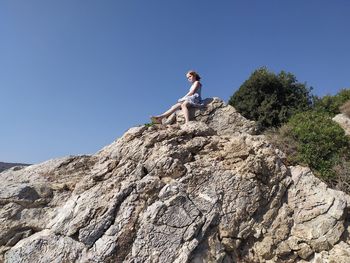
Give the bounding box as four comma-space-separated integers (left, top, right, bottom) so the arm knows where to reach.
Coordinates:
1, 98, 350, 262
315, 241, 350, 263
251, 165, 350, 262
166, 97, 258, 135
5, 229, 86, 262
333, 113, 350, 135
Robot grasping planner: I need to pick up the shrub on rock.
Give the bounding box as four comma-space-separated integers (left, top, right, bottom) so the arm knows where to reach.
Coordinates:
286, 111, 350, 178
229, 67, 312, 131
314, 88, 350, 115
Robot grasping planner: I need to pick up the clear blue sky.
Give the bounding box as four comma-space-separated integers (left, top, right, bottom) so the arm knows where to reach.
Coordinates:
1, 1, 349, 164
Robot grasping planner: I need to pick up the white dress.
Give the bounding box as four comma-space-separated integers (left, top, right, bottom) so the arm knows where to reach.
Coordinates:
178, 84, 203, 107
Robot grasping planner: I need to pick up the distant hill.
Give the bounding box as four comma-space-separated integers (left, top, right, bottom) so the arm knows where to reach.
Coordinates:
0, 162, 30, 173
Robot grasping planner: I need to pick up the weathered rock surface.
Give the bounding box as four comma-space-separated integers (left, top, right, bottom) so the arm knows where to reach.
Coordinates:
1, 98, 349, 262
160, 98, 258, 136
333, 113, 350, 135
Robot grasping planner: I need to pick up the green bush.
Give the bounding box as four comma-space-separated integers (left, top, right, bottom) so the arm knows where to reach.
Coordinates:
229, 67, 312, 131
313, 88, 350, 115
287, 111, 350, 178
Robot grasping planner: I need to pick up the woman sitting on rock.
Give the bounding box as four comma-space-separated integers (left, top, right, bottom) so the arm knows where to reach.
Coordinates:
151, 70, 203, 124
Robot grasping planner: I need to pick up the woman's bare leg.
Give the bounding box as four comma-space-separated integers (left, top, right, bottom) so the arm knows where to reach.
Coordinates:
181, 101, 190, 123
151, 103, 182, 123
159, 103, 182, 118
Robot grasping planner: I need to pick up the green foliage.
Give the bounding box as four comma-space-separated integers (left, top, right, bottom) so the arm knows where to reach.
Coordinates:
265, 87, 350, 193
229, 67, 312, 131
287, 111, 350, 178
313, 88, 350, 115
144, 122, 154, 127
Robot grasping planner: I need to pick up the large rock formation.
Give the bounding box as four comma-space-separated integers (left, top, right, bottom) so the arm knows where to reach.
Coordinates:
1, 98, 349, 263
333, 113, 350, 136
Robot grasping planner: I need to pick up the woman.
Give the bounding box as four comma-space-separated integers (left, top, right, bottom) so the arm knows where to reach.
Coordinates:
151, 70, 203, 124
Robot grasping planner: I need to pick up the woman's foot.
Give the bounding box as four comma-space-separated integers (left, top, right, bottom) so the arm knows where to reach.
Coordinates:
150, 116, 162, 124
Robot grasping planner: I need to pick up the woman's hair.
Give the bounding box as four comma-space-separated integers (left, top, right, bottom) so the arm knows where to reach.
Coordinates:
187, 70, 201, 81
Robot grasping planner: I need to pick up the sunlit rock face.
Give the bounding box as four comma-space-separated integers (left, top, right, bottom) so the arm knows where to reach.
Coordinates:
333, 113, 350, 136
1, 98, 349, 263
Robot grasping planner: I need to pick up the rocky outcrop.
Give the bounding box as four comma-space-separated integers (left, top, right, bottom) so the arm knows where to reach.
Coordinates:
333, 113, 350, 135
1, 98, 349, 262
163, 98, 258, 135
252, 166, 350, 262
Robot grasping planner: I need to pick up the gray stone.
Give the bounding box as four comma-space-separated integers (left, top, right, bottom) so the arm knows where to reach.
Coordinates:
333, 113, 350, 135
1, 98, 350, 262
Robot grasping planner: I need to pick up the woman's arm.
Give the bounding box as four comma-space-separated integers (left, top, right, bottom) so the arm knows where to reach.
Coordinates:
184, 81, 201, 97
178, 81, 201, 102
